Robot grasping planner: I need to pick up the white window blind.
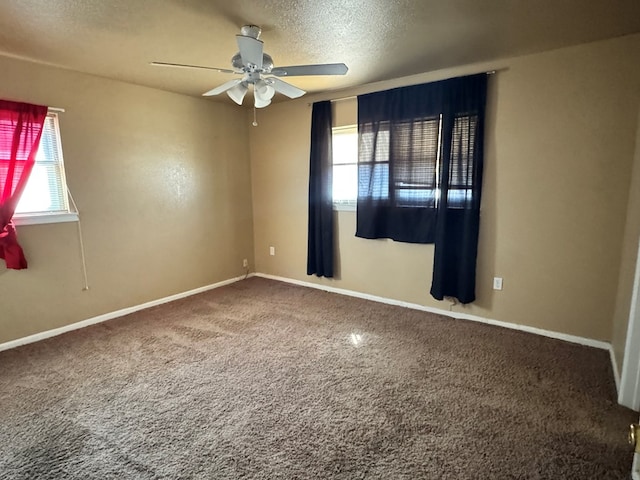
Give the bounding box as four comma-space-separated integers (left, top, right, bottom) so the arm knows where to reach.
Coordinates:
15, 113, 71, 216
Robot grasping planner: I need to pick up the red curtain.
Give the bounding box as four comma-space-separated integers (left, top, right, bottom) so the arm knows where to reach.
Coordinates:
0, 100, 48, 269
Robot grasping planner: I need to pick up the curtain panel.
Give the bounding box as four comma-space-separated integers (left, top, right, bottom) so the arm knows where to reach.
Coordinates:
356, 82, 443, 243
356, 74, 487, 303
307, 101, 334, 277
0, 100, 48, 270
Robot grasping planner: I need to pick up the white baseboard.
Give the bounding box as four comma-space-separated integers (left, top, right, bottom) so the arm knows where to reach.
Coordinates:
0, 274, 253, 353
255, 273, 612, 351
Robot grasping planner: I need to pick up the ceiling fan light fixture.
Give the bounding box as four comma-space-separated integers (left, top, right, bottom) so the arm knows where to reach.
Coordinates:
254, 79, 275, 101
254, 95, 272, 109
227, 82, 248, 105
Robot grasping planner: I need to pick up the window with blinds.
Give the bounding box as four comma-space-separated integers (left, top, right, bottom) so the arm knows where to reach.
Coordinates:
15, 112, 71, 216
447, 114, 478, 207
359, 113, 479, 209
359, 115, 442, 208
391, 116, 441, 207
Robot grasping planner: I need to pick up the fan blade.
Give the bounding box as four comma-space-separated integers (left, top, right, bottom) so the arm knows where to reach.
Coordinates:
270, 63, 348, 77
269, 78, 306, 99
150, 61, 237, 74
236, 35, 264, 69
202, 78, 243, 96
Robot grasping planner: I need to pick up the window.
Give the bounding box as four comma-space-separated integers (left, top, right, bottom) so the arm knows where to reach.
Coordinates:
359, 117, 442, 208
332, 119, 448, 209
331, 125, 358, 208
336, 115, 477, 212
13, 112, 76, 225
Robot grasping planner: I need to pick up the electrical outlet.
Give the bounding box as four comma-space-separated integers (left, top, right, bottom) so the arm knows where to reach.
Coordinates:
242, 259, 248, 268
493, 277, 503, 291
269, 246, 275, 256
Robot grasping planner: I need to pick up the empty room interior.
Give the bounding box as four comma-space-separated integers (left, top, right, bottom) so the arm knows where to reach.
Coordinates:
1, 1, 640, 478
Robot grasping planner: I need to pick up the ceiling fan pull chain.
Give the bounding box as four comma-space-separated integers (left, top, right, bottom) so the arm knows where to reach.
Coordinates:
253, 107, 258, 127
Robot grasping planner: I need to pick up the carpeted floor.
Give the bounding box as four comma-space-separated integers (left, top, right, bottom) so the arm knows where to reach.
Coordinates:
0, 277, 636, 479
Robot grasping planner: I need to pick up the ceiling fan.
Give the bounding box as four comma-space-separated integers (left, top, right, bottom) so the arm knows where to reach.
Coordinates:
151, 25, 348, 109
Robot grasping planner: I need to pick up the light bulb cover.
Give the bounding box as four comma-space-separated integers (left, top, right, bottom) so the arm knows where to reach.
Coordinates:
255, 79, 276, 100
227, 82, 248, 105
254, 95, 271, 108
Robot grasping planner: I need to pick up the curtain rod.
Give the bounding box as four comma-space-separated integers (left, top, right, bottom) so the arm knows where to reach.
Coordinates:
0, 99, 64, 112
310, 69, 500, 106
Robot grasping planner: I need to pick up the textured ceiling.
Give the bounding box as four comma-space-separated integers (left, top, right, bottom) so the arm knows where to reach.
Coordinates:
1, 0, 639, 105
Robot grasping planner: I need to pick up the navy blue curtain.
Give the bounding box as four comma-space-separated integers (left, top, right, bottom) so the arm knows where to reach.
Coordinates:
430, 75, 487, 303
307, 101, 334, 277
357, 74, 487, 303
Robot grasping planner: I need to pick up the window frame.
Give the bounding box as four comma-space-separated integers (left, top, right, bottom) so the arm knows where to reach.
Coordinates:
12, 112, 78, 226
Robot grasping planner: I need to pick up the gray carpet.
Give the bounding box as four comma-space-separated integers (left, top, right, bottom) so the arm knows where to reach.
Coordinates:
0, 277, 636, 479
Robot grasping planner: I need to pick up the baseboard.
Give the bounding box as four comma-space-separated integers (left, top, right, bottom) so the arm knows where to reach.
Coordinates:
255, 273, 612, 351
0, 273, 254, 353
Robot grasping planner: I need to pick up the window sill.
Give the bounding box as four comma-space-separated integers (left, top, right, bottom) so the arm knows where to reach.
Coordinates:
13, 212, 79, 226
333, 203, 356, 212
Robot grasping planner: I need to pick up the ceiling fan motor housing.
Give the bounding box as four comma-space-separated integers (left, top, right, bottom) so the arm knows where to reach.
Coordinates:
232, 52, 273, 73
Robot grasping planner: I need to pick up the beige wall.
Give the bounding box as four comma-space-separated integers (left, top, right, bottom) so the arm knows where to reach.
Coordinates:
250, 34, 640, 342
0, 56, 254, 344
611, 106, 640, 372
